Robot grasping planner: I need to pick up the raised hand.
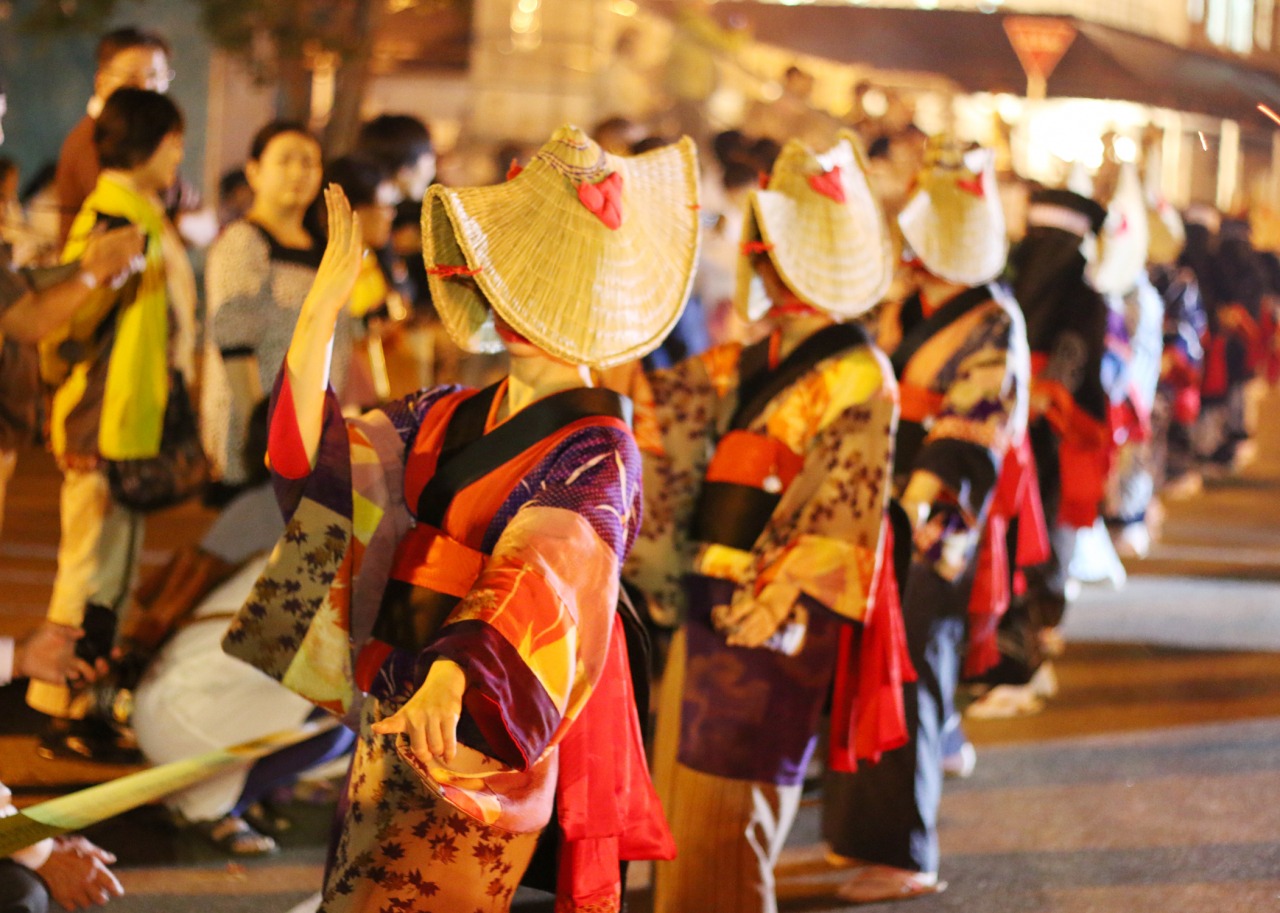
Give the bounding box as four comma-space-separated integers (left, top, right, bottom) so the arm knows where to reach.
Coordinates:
14, 622, 104, 686
370, 658, 467, 764
301, 185, 365, 324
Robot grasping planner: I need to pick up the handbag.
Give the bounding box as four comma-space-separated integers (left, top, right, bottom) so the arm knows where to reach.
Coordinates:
105, 371, 211, 513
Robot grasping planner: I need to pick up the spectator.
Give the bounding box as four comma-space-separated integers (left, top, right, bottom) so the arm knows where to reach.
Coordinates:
29, 89, 190, 761
202, 121, 335, 494
0, 73, 144, 539
54, 27, 173, 244
355, 113, 435, 204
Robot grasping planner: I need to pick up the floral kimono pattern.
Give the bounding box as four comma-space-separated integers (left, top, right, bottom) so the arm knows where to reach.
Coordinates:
223, 375, 670, 913
627, 329, 898, 785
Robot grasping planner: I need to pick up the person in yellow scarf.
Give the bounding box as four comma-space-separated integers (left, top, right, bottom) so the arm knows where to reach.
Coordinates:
29, 88, 189, 762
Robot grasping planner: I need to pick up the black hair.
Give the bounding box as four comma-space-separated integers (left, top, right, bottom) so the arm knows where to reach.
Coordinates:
96, 27, 170, 70
356, 114, 432, 175
94, 87, 183, 170
219, 168, 248, 199
712, 129, 748, 168
631, 135, 670, 156
324, 155, 385, 209
721, 160, 757, 192
249, 120, 319, 162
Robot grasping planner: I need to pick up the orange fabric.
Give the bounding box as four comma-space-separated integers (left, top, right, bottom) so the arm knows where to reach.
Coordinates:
704, 430, 805, 490
897, 381, 945, 424
389, 524, 486, 597
402, 388, 475, 509
828, 524, 916, 773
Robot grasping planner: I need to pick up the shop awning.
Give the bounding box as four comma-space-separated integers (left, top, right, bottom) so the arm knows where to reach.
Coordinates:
649, 3, 1280, 124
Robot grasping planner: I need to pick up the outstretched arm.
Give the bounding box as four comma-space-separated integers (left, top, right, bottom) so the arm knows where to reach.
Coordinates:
278, 186, 364, 473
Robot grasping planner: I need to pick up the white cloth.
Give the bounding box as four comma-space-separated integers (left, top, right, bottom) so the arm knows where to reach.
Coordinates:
131, 555, 313, 822
0, 636, 14, 686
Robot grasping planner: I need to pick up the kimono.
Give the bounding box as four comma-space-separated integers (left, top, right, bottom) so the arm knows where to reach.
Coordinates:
1150, 264, 1205, 487
823, 284, 1029, 876
222, 374, 673, 913
1007, 224, 1110, 628
627, 322, 902, 913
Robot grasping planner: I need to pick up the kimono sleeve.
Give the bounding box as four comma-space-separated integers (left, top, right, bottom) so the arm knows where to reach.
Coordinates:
423, 423, 643, 771
912, 302, 1030, 578
744, 345, 898, 623
221, 372, 450, 715
623, 352, 722, 624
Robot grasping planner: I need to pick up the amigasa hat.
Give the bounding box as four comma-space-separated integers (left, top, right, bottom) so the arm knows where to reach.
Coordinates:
735, 130, 892, 322
1090, 162, 1150, 295
898, 136, 1008, 287
422, 125, 700, 368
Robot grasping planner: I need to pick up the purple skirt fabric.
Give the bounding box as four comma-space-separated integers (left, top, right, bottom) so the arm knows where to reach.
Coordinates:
677, 574, 846, 786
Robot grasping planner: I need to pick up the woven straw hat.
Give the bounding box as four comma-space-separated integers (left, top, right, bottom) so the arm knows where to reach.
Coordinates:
422, 125, 700, 368
898, 137, 1007, 287
735, 130, 891, 322
1091, 163, 1150, 295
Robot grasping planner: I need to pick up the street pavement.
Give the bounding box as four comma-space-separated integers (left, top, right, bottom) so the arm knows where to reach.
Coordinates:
1, 388, 1278, 912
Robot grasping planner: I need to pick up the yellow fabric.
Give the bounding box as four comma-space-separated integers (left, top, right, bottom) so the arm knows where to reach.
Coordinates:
55, 174, 169, 459
347, 252, 387, 320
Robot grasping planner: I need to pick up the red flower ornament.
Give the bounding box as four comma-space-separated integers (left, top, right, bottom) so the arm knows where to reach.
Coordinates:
577, 171, 624, 230
807, 166, 846, 204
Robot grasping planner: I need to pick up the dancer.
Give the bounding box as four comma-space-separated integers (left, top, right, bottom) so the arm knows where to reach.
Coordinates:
823, 137, 1030, 903
223, 125, 698, 912
627, 132, 905, 913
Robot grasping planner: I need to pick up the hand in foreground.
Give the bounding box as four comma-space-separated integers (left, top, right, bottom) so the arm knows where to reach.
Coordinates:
38, 836, 124, 911
79, 225, 146, 289
714, 581, 800, 648
15, 622, 105, 686
370, 659, 467, 764
301, 185, 364, 322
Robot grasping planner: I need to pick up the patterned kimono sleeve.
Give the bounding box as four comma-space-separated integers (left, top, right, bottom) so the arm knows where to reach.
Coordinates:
623, 352, 721, 624
912, 303, 1029, 575
423, 424, 643, 771
221, 371, 450, 714
745, 345, 898, 622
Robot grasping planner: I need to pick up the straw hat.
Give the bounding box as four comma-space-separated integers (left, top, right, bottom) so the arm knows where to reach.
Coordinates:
1090, 163, 1150, 295
898, 136, 1008, 287
735, 130, 891, 322
421, 125, 700, 368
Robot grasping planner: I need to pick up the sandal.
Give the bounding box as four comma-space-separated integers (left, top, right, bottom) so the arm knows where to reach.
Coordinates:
243, 799, 293, 837
188, 814, 278, 856
836, 864, 945, 904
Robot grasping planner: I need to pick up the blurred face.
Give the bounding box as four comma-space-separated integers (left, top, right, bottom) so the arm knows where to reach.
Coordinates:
398, 151, 436, 202
247, 132, 323, 213
134, 130, 184, 193
356, 180, 398, 249
753, 252, 793, 309
96, 47, 173, 101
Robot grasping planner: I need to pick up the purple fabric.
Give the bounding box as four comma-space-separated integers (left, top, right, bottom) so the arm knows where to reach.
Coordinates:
232, 718, 356, 817
423, 619, 562, 770
482, 423, 643, 559
678, 575, 847, 786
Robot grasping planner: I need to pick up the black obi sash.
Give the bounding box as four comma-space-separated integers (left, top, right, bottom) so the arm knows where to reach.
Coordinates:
691, 322, 870, 551
371, 382, 631, 654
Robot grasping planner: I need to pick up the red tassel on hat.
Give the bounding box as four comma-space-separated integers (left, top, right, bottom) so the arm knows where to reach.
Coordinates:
955, 175, 986, 197
427, 264, 483, 278
577, 171, 624, 229
741, 240, 774, 256
506, 159, 524, 181
807, 166, 846, 203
